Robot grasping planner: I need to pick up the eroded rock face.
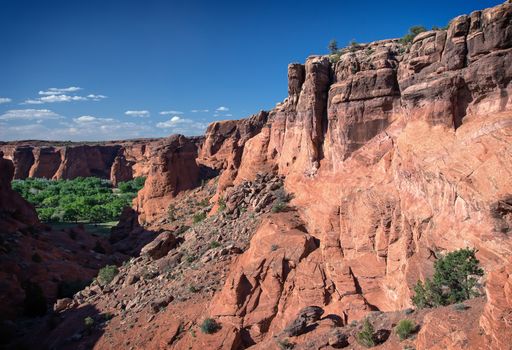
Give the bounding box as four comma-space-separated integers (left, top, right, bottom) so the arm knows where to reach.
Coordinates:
0, 138, 162, 182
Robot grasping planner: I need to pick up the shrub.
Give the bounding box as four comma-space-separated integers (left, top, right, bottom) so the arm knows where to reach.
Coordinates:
22, 281, 47, 317
193, 211, 206, 223
412, 248, 484, 308
200, 318, 220, 334
189, 285, 199, 293
168, 204, 176, 221
453, 303, 470, 311
328, 39, 338, 54
271, 244, 279, 252
399, 25, 427, 45
31, 253, 42, 263
210, 241, 221, 249
217, 197, 226, 211
97, 265, 119, 286
357, 319, 376, 348
395, 319, 415, 341
277, 338, 295, 349
84, 316, 94, 334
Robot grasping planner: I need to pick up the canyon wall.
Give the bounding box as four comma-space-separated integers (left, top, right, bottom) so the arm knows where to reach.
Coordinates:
0, 138, 163, 185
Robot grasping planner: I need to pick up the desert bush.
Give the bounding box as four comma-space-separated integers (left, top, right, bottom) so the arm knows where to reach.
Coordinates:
200, 318, 220, 334
217, 197, 226, 211
97, 265, 119, 286
357, 318, 376, 347
412, 248, 484, 308
193, 211, 206, 223
395, 319, 415, 341
277, 338, 295, 349
399, 25, 427, 44
328, 39, 338, 54
210, 241, 221, 249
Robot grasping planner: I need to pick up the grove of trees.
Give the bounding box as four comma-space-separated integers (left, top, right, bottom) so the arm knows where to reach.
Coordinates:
12, 177, 145, 223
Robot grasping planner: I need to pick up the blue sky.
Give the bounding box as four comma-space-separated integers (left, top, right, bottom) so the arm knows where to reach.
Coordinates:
0, 0, 502, 141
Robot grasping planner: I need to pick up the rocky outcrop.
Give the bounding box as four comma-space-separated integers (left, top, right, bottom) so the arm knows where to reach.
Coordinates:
0, 138, 163, 182
0, 151, 39, 229
135, 135, 203, 223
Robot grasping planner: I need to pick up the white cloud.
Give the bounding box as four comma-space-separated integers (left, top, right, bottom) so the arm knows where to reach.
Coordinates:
0, 109, 62, 121
156, 116, 208, 135
87, 94, 107, 101
216, 106, 229, 112
190, 109, 209, 113
0, 97, 12, 104
74, 115, 98, 123
225, 114, 233, 117
38, 87, 82, 95
23, 87, 106, 104
159, 110, 183, 115
125, 110, 150, 118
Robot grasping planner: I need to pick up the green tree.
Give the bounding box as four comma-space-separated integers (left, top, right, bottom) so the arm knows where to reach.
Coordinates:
399, 25, 427, 44
412, 248, 484, 308
328, 39, 338, 54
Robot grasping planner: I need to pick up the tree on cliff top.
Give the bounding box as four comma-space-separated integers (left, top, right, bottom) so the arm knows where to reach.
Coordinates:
412, 248, 484, 308
399, 25, 427, 44
328, 39, 338, 54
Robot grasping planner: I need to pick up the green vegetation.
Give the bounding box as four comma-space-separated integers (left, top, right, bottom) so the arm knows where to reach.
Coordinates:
210, 241, 221, 249
97, 265, 119, 286
168, 204, 176, 221
357, 318, 376, 348
328, 39, 338, 54
412, 248, 484, 308
12, 177, 145, 223
217, 197, 226, 211
84, 316, 94, 334
200, 318, 220, 334
193, 211, 207, 223
271, 188, 291, 213
395, 319, 416, 341
399, 25, 427, 45
277, 338, 295, 350
22, 281, 47, 317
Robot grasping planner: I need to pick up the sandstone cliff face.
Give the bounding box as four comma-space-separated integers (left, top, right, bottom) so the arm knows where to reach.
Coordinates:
0, 138, 162, 183
201, 2, 512, 348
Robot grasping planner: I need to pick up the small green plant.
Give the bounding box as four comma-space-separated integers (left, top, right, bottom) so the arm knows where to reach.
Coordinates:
277, 338, 295, 349
186, 254, 196, 263
97, 265, 119, 286
270, 244, 279, 252
193, 211, 206, 223
84, 316, 94, 334
328, 39, 338, 54
168, 204, 176, 221
210, 241, 221, 249
399, 25, 427, 45
412, 248, 484, 308
217, 197, 226, 211
395, 319, 416, 341
357, 318, 376, 348
200, 318, 220, 334
31, 253, 42, 263
189, 285, 199, 293
349, 39, 360, 52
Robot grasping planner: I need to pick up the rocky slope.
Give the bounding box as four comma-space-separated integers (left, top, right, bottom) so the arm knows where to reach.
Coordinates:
2, 1, 512, 349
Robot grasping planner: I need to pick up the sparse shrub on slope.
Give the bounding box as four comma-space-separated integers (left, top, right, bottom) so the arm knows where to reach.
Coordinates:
412, 248, 484, 308
395, 319, 416, 341
357, 318, 376, 347
399, 25, 427, 44
200, 318, 220, 334
97, 265, 119, 286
